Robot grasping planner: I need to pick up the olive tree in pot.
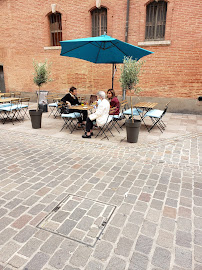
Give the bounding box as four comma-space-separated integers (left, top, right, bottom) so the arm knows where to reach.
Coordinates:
29, 60, 52, 129
120, 56, 144, 143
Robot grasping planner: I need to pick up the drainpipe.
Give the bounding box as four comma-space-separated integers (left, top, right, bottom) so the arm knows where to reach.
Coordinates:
123, 0, 130, 100
125, 0, 130, 43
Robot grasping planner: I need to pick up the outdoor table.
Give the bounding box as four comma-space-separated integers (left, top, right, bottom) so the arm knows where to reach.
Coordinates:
134, 102, 158, 131
70, 105, 93, 111
0, 98, 20, 103
134, 102, 158, 110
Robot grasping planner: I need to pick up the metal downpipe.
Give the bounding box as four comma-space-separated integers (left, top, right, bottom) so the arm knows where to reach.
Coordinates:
123, 0, 130, 100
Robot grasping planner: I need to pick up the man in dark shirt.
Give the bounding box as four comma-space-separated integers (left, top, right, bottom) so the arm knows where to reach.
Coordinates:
61, 86, 87, 125
61, 86, 80, 106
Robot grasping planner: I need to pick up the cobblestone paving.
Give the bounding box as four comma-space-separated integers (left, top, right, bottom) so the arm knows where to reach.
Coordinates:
0, 129, 202, 270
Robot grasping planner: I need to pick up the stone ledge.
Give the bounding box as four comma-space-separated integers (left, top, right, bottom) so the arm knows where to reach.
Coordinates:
44, 46, 61, 50
138, 40, 171, 47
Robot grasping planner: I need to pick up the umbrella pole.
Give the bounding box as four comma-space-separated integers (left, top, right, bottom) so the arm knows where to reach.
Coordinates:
112, 63, 114, 89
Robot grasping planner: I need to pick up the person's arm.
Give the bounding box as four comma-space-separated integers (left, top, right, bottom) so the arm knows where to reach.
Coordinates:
110, 98, 120, 114
75, 96, 81, 105
61, 94, 68, 103
61, 93, 72, 106
110, 99, 117, 108
89, 101, 105, 121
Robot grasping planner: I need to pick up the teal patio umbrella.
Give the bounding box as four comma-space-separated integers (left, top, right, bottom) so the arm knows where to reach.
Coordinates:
60, 34, 153, 89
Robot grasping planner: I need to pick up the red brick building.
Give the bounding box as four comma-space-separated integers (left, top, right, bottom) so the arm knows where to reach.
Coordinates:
0, 0, 201, 113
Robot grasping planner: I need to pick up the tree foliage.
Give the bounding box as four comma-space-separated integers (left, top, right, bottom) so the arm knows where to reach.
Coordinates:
33, 60, 52, 88
120, 56, 144, 93
119, 56, 144, 122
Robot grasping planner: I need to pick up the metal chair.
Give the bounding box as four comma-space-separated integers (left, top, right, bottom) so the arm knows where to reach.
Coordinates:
60, 112, 81, 133
143, 102, 170, 132
18, 97, 30, 120
110, 103, 125, 133
95, 108, 115, 140
0, 99, 20, 124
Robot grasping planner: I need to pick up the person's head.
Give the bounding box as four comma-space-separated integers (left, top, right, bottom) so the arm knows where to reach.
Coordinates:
69, 86, 77, 96
107, 89, 115, 100
97, 91, 105, 100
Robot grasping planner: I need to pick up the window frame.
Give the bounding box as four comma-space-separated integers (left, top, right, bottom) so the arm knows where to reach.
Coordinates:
49, 12, 62, 46
145, 0, 167, 41
91, 7, 107, 37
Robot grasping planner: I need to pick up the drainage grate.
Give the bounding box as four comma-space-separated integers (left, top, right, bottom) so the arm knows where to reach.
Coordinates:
37, 194, 116, 247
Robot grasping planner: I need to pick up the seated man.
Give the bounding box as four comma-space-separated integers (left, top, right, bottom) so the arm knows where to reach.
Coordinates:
61, 86, 87, 125
82, 91, 110, 139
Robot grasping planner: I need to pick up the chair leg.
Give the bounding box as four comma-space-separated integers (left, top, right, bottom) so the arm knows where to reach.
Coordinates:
95, 122, 114, 140
148, 117, 164, 132
111, 120, 122, 133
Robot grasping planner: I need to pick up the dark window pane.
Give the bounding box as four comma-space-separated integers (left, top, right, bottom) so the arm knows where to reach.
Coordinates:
49, 12, 62, 46
145, 1, 167, 41
91, 8, 107, 37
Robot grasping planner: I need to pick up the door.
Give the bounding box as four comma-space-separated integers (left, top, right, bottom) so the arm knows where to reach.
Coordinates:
0, 65, 6, 93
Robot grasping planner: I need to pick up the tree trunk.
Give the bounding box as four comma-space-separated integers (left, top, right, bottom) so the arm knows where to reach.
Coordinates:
36, 86, 40, 111
130, 91, 134, 123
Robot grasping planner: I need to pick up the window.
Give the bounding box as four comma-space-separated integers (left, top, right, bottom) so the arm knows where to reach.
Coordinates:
91, 8, 107, 37
49, 12, 62, 46
145, 1, 167, 41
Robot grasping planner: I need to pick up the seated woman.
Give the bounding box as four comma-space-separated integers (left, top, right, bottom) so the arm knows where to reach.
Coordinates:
107, 89, 120, 115
61, 86, 87, 125
82, 91, 110, 139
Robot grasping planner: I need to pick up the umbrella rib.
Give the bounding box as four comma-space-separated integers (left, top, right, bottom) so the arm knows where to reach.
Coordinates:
109, 41, 132, 58
90, 41, 118, 51
60, 41, 92, 55
95, 44, 102, 63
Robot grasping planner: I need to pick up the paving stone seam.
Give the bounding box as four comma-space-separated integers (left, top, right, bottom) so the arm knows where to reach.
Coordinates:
1, 132, 200, 163
0, 129, 201, 154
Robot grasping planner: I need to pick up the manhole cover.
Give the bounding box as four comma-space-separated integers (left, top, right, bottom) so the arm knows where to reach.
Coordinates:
37, 194, 116, 247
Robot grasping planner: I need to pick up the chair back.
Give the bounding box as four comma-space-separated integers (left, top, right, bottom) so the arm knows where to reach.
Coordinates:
20, 97, 30, 104
162, 101, 170, 116
120, 100, 129, 112
14, 92, 21, 97
80, 97, 86, 104
109, 106, 118, 115
89, 95, 97, 104
47, 94, 60, 102
3, 93, 12, 98
165, 101, 170, 108
10, 99, 20, 109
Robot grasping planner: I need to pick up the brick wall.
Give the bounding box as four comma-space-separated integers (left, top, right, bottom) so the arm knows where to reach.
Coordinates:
0, 0, 201, 100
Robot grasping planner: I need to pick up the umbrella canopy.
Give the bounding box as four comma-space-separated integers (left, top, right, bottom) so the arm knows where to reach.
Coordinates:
60, 34, 153, 88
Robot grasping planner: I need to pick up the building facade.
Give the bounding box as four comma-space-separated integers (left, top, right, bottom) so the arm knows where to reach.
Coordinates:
0, 0, 201, 113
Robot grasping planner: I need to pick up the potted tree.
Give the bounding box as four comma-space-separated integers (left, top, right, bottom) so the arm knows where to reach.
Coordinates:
120, 56, 144, 143
29, 60, 52, 129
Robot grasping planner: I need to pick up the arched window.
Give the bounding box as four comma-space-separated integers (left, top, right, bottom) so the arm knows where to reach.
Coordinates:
145, 1, 167, 40
49, 12, 62, 46
91, 7, 107, 37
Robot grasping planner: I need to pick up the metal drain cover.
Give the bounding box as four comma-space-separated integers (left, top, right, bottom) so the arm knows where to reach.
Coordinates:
37, 194, 116, 247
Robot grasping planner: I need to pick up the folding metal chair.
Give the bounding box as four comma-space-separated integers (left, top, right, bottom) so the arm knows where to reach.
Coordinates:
48, 96, 61, 118
95, 113, 114, 140
109, 106, 124, 133
0, 99, 20, 124
60, 112, 81, 133
18, 97, 30, 120
143, 102, 170, 132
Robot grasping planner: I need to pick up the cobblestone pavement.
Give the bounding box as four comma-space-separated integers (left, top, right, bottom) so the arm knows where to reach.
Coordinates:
0, 111, 202, 270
